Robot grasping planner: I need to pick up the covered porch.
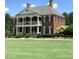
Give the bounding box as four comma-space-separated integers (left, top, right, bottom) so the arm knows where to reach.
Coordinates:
16, 26, 42, 35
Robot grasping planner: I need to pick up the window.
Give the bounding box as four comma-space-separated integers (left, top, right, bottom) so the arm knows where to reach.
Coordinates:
19, 18, 22, 22
45, 27, 49, 34
39, 27, 42, 32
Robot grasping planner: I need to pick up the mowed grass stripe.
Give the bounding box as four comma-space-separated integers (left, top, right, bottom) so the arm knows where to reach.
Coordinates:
5, 38, 72, 59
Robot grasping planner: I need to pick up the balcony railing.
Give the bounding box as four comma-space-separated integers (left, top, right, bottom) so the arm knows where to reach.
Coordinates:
24, 21, 30, 24
18, 22, 22, 25
32, 21, 38, 25
17, 21, 42, 25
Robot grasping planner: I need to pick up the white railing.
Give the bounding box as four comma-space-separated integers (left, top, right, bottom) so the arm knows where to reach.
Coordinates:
17, 22, 22, 25
17, 21, 42, 25
32, 21, 38, 25
24, 21, 30, 25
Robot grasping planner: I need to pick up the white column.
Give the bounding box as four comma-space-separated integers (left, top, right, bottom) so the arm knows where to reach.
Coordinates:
30, 17, 32, 33
49, 26, 51, 34
49, 15, 51, 22
43, 16, 45, 22
43, 26, 45, 34
37, 26, 40, 34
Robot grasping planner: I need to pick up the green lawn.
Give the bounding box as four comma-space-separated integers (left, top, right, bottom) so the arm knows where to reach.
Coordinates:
5, 38, 72, 59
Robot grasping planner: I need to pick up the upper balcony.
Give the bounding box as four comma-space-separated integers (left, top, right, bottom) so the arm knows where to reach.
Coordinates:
16, 16, 43, 27
17, 21, 42, 25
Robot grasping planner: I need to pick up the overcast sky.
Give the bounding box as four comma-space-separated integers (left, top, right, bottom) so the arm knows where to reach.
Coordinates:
5, 0, 73, 16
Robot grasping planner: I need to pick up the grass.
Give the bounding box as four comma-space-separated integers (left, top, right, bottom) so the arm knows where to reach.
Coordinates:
5, 38, 72, 59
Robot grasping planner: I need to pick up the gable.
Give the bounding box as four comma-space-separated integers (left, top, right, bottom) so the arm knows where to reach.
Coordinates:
16, 8, 38, 16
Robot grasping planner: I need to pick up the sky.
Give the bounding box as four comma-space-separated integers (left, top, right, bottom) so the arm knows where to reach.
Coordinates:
5, 0, 73, 16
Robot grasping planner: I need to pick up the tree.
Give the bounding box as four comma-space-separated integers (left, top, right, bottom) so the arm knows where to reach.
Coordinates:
5, 13, 13, 37
68, 12, 73, 25
62, 12, 69, 25
62, 12, 73, 25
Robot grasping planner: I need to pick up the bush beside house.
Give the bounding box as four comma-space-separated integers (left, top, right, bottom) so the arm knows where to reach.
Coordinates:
15, 32, 24, 38
55, 25, 73, 38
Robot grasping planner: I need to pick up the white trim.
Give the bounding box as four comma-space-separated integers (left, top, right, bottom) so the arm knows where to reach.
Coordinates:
16, 25, 42, 27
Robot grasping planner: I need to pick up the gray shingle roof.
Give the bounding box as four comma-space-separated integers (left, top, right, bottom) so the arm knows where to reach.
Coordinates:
16, 6, 64, 17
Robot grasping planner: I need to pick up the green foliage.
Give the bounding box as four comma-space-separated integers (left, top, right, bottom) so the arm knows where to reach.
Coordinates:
15, 32, 24, 38
55, 25, 73, 37
37, 33, 42, 38
62, 12, 73, 25
63, 25, 73, 37
25, 33, 32, 38
5, 31, 12, 37
68, 12, 73, 25
5, 13, 13, 37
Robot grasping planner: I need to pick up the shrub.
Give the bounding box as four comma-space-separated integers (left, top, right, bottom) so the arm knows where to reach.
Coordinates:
5, 31, 12, 38
55, 25, 73, 37
64, 25, 73, 35
42, 34, 53, 38
25, 33, 32, 38
53, 33, 64, 37
37, 33, 42, 38
15, 32, 23, 38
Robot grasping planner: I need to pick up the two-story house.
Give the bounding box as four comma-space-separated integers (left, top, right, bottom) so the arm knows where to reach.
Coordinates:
13, 0, 65, 36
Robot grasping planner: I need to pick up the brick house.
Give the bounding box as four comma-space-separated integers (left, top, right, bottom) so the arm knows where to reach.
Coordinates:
13, 0, 65, 36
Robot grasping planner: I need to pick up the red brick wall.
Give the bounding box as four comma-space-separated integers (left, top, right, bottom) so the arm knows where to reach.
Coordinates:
51, 15, 65, 33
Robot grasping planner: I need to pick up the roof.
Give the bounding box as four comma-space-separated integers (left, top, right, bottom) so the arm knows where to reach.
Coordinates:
16, 6, 64, 17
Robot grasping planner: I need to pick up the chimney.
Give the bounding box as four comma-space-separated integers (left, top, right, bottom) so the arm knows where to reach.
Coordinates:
48, 0, 53, 7
27, 3, 31, 8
